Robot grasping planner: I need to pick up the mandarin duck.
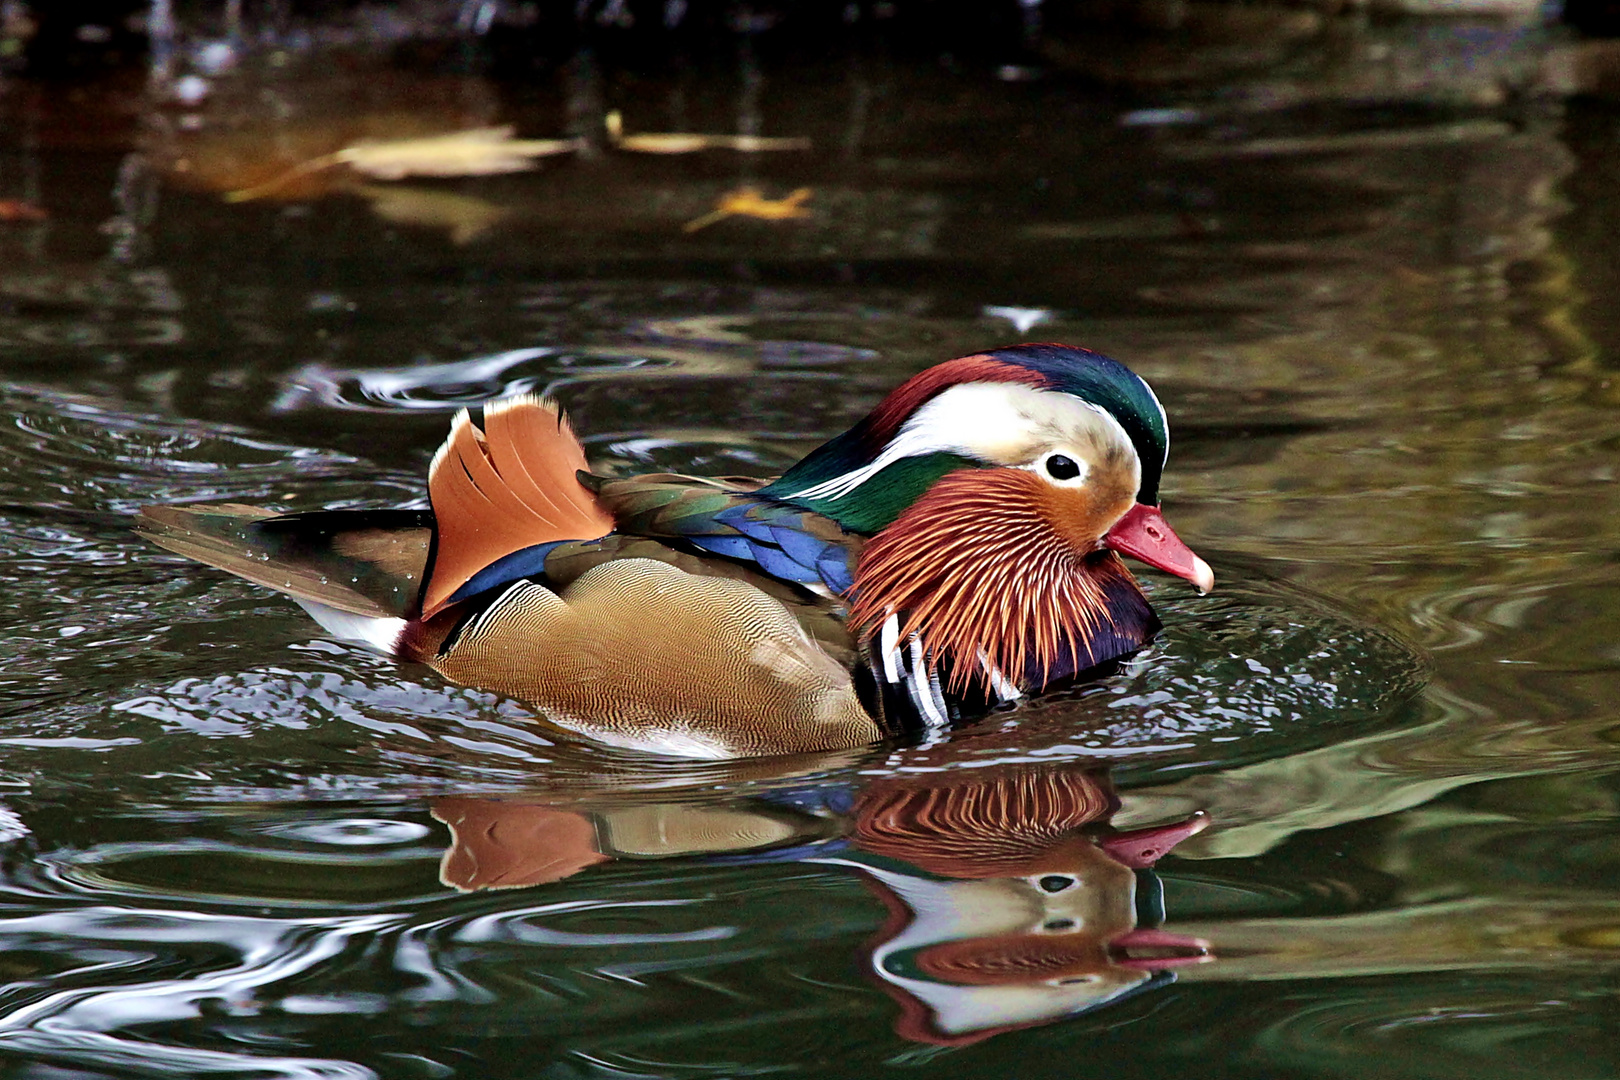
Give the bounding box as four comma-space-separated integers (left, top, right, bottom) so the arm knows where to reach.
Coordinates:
136, 343, 1213, 759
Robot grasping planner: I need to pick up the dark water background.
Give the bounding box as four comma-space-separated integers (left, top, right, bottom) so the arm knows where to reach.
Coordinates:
1, 4, 1619, 1077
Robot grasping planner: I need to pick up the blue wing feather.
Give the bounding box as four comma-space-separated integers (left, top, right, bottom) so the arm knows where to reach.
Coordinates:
715, 505, 777, 544
817, 548, 856, 594
471, 481, 863, 599
676, 498, 858, 595
448, 540, 572, 604
686, 534, 756, 560
749, 542, 815, 582
770, 524, 832, 569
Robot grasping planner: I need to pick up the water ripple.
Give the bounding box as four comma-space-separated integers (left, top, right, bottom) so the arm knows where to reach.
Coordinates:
261, 819, 433, 847
0, 905, 398, 1078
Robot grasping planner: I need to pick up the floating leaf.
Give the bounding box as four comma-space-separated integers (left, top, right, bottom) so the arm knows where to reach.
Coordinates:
619, 133, 814, 153
337, 126, 581, 179
606, 111, 810, 154
225, 126, 581, 202
683, 186, 814, 233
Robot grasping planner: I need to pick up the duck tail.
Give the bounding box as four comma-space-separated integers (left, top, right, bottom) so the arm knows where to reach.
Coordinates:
135, 503, 433, 653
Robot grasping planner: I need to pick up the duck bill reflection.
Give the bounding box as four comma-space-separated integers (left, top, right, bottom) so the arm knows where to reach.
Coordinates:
1105, 503, 1215, 594
430, 762, 1211, 1046
1109, 926, 1217, 971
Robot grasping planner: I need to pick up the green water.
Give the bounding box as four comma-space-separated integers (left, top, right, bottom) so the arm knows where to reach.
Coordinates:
1, 17, 1618, 1079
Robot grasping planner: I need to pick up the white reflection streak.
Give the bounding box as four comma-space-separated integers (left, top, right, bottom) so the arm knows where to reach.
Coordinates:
391, 918, 498, 1005
273, 347, 557, 413
0, 906, 397, 1078
455, 898, 735, 946
982, 305, 1054, 335
0, 1030, 372, 1080
391, 903, 733, 1006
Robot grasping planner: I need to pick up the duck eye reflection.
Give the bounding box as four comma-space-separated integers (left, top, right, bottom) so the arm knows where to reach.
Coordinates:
1038, 874, 1075, 893
1043, 918, 1077, 932
1044, 454, 1081, 481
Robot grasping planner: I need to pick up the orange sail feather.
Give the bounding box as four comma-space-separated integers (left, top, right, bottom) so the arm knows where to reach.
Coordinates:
421, 395, 614, 618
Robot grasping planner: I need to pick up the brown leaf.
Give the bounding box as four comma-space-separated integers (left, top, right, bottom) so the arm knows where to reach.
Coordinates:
0, 199, 47, 222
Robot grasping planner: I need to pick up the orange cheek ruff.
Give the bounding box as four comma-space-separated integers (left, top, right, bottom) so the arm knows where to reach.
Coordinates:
848, 469, 1141, 694
1039, 476, 1136, 556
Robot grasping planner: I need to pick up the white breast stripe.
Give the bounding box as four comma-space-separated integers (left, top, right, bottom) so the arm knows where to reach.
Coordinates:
924, 662, 946, 724
978, 648, 1023, 703
458, 579, 547, 646
880, 613, 903, 684
907, 636, 949, 731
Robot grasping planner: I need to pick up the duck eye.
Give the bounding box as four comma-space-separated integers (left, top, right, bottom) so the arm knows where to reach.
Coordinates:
1044, 455, 1081, 481
1038, 875, 1075, 893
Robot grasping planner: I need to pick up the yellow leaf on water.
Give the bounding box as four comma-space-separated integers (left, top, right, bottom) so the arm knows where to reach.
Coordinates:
722, 134, 814, 152
223, 153, 345, 202
683, 186, 814, 233
336, 126, 582, 179
616, 133, 725, 154
606, 111, 810, 155
617, 132, 813, 153
224, 126, 582, 202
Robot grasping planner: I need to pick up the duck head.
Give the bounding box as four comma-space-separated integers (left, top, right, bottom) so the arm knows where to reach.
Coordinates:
763, 343, 1212, 693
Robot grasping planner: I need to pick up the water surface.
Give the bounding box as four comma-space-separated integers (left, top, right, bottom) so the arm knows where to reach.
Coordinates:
0, 18, 1618, 1079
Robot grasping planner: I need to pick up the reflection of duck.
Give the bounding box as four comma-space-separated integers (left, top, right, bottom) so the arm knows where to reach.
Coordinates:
430, 762, 1209, 1044
138, 344, 1211, 758
840, 768, 1208, 1044
432, 796, 836, 889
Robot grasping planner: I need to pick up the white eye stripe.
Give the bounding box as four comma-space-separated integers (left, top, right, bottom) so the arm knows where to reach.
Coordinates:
789, 384, 1010, 500
787, 382, 1139, 501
